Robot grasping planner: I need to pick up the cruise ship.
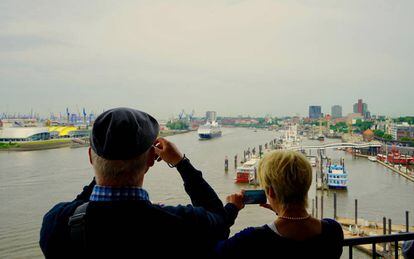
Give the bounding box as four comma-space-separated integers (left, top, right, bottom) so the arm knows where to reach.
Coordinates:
198, 111, 222, 140
198, 121, 222, 139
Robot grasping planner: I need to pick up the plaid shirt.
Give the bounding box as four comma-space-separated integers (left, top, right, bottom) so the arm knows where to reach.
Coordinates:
90, 185, 150, 202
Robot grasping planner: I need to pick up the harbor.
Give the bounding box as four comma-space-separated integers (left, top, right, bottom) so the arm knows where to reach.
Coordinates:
229, 124, 414, 258
0, 127, 413, 258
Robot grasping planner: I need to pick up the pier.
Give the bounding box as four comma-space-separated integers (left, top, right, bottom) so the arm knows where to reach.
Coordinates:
311, 193, 413, 258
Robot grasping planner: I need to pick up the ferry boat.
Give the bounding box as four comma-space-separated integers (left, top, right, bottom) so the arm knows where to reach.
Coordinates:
197, 121, 222, 139
235, 158, 259, 184
326, 159, 348, 189
376, 146, 414, 165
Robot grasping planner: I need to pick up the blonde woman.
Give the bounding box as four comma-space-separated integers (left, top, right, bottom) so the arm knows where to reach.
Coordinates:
217, 150, 343, 258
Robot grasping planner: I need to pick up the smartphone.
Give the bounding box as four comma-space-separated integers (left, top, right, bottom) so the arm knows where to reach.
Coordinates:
243, 190, 267, 204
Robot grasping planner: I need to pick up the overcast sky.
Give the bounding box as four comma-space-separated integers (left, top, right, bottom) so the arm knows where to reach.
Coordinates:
0, 0, 413, 119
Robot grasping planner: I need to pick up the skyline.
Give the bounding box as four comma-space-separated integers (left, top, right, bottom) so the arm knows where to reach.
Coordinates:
0, 100, 411, 120
1, 1, 413, 118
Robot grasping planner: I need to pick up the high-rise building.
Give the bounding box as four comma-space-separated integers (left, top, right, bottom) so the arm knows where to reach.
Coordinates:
309, 106, 322, 119
353, 99, 370, 119
205, 111, 217, 122
331, 105, 342, 119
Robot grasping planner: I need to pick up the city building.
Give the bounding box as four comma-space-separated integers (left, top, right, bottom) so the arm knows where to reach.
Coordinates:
391, 123, 414, 140
205, 111, 217, 122
353, 99, 370, 119
309, 106, 322, 119
331, 105, 342, 119
362, 129, 375, 142
346, 113, 364, 124
0, 127, 50, 142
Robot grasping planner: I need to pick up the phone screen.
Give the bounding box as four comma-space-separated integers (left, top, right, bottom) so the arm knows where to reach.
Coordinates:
243, 190, 267, 204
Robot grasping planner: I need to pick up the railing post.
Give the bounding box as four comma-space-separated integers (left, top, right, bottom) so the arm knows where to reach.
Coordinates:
315, 195, 318, 219
354, 199, 358, 225
349, 246, 353, 259
333, 192, 337, 219
388, 218, 392, 257
372, 243, 376, 259
395, 240, 399, 258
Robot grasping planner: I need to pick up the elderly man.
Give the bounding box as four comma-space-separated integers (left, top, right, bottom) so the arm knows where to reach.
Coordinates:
40, 107, 240, 258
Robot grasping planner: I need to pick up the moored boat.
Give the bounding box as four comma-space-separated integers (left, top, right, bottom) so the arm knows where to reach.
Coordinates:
368, 156, 377, 162
376, 146, 413, 165
326, 159, 348, 189
235, 158, 259, 184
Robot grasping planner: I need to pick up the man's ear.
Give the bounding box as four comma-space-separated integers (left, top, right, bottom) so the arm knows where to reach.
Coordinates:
146, 147, 155, 168
88, 147, 93, 165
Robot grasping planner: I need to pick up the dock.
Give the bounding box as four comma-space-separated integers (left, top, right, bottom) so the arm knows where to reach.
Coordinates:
337, 217, 414, 256
353, 152, 414, 182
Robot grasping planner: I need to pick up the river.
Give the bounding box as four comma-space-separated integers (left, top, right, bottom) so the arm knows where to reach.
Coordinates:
0, 127, 413, 258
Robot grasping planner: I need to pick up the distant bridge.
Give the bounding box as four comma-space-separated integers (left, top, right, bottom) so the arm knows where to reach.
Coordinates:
284, 142, 382, 151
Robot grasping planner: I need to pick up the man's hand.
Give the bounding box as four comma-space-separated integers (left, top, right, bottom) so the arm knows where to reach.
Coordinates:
154, 138, 184, 166
226, 192, 245, 211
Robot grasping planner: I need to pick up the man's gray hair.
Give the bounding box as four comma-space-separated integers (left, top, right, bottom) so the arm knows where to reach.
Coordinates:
90, 148, 149, 183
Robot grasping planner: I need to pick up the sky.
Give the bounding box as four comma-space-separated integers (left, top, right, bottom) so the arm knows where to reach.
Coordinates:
0, 0, 413, 119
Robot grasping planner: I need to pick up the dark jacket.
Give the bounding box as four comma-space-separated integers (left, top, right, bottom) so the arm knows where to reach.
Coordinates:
40, 159, 238, 258
215, 218, 344, 259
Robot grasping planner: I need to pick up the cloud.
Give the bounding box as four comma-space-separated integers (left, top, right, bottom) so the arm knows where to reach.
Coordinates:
0, 34, 70, 52
0, 0, 413, 118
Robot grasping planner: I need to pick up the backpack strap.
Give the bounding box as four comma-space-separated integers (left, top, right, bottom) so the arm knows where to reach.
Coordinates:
68, 202, 89, 250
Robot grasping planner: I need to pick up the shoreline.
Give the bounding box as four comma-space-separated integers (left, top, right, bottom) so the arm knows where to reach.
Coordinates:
0, 130, 193, 152
353, 153, 414, 182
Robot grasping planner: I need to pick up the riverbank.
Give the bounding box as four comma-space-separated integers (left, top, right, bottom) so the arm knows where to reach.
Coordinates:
159, 129, 192, 138
0, 139, 74, 151
0, 130, 192, 151
354, 153, 414, 182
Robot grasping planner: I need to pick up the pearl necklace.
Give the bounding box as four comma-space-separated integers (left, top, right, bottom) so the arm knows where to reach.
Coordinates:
277, 214, 311, 220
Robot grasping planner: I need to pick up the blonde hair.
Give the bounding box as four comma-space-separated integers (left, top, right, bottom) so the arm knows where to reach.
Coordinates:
90, 149, 149, 184
258, 150, 312, 209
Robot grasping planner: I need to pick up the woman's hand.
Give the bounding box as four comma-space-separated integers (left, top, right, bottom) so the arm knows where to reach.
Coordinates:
226, 192, 245, 211
260, 203, 277, 214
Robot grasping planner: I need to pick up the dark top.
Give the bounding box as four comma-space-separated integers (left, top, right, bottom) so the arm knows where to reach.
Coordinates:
215, 218, 344, 259
40, 159, 239, 258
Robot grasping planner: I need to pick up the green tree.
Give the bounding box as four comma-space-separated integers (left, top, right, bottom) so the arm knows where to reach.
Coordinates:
382, 134, 393, 140
166, 120, 189, 130
374, 130, 385, 138
400, 137, 414, 142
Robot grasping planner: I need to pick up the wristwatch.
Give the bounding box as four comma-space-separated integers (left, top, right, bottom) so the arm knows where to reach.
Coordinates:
168, 154, 189, 168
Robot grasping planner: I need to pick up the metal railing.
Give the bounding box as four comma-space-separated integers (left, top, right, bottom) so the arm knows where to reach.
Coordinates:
343, 232, 414, 258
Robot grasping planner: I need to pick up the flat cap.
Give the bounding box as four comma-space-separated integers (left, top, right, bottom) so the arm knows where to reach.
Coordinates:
91, 107, 159, 160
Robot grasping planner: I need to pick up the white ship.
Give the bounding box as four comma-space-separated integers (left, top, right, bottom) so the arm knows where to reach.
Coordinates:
277, 124, 301, 149
326, 159, 348, 190
198, 121, 222, 139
